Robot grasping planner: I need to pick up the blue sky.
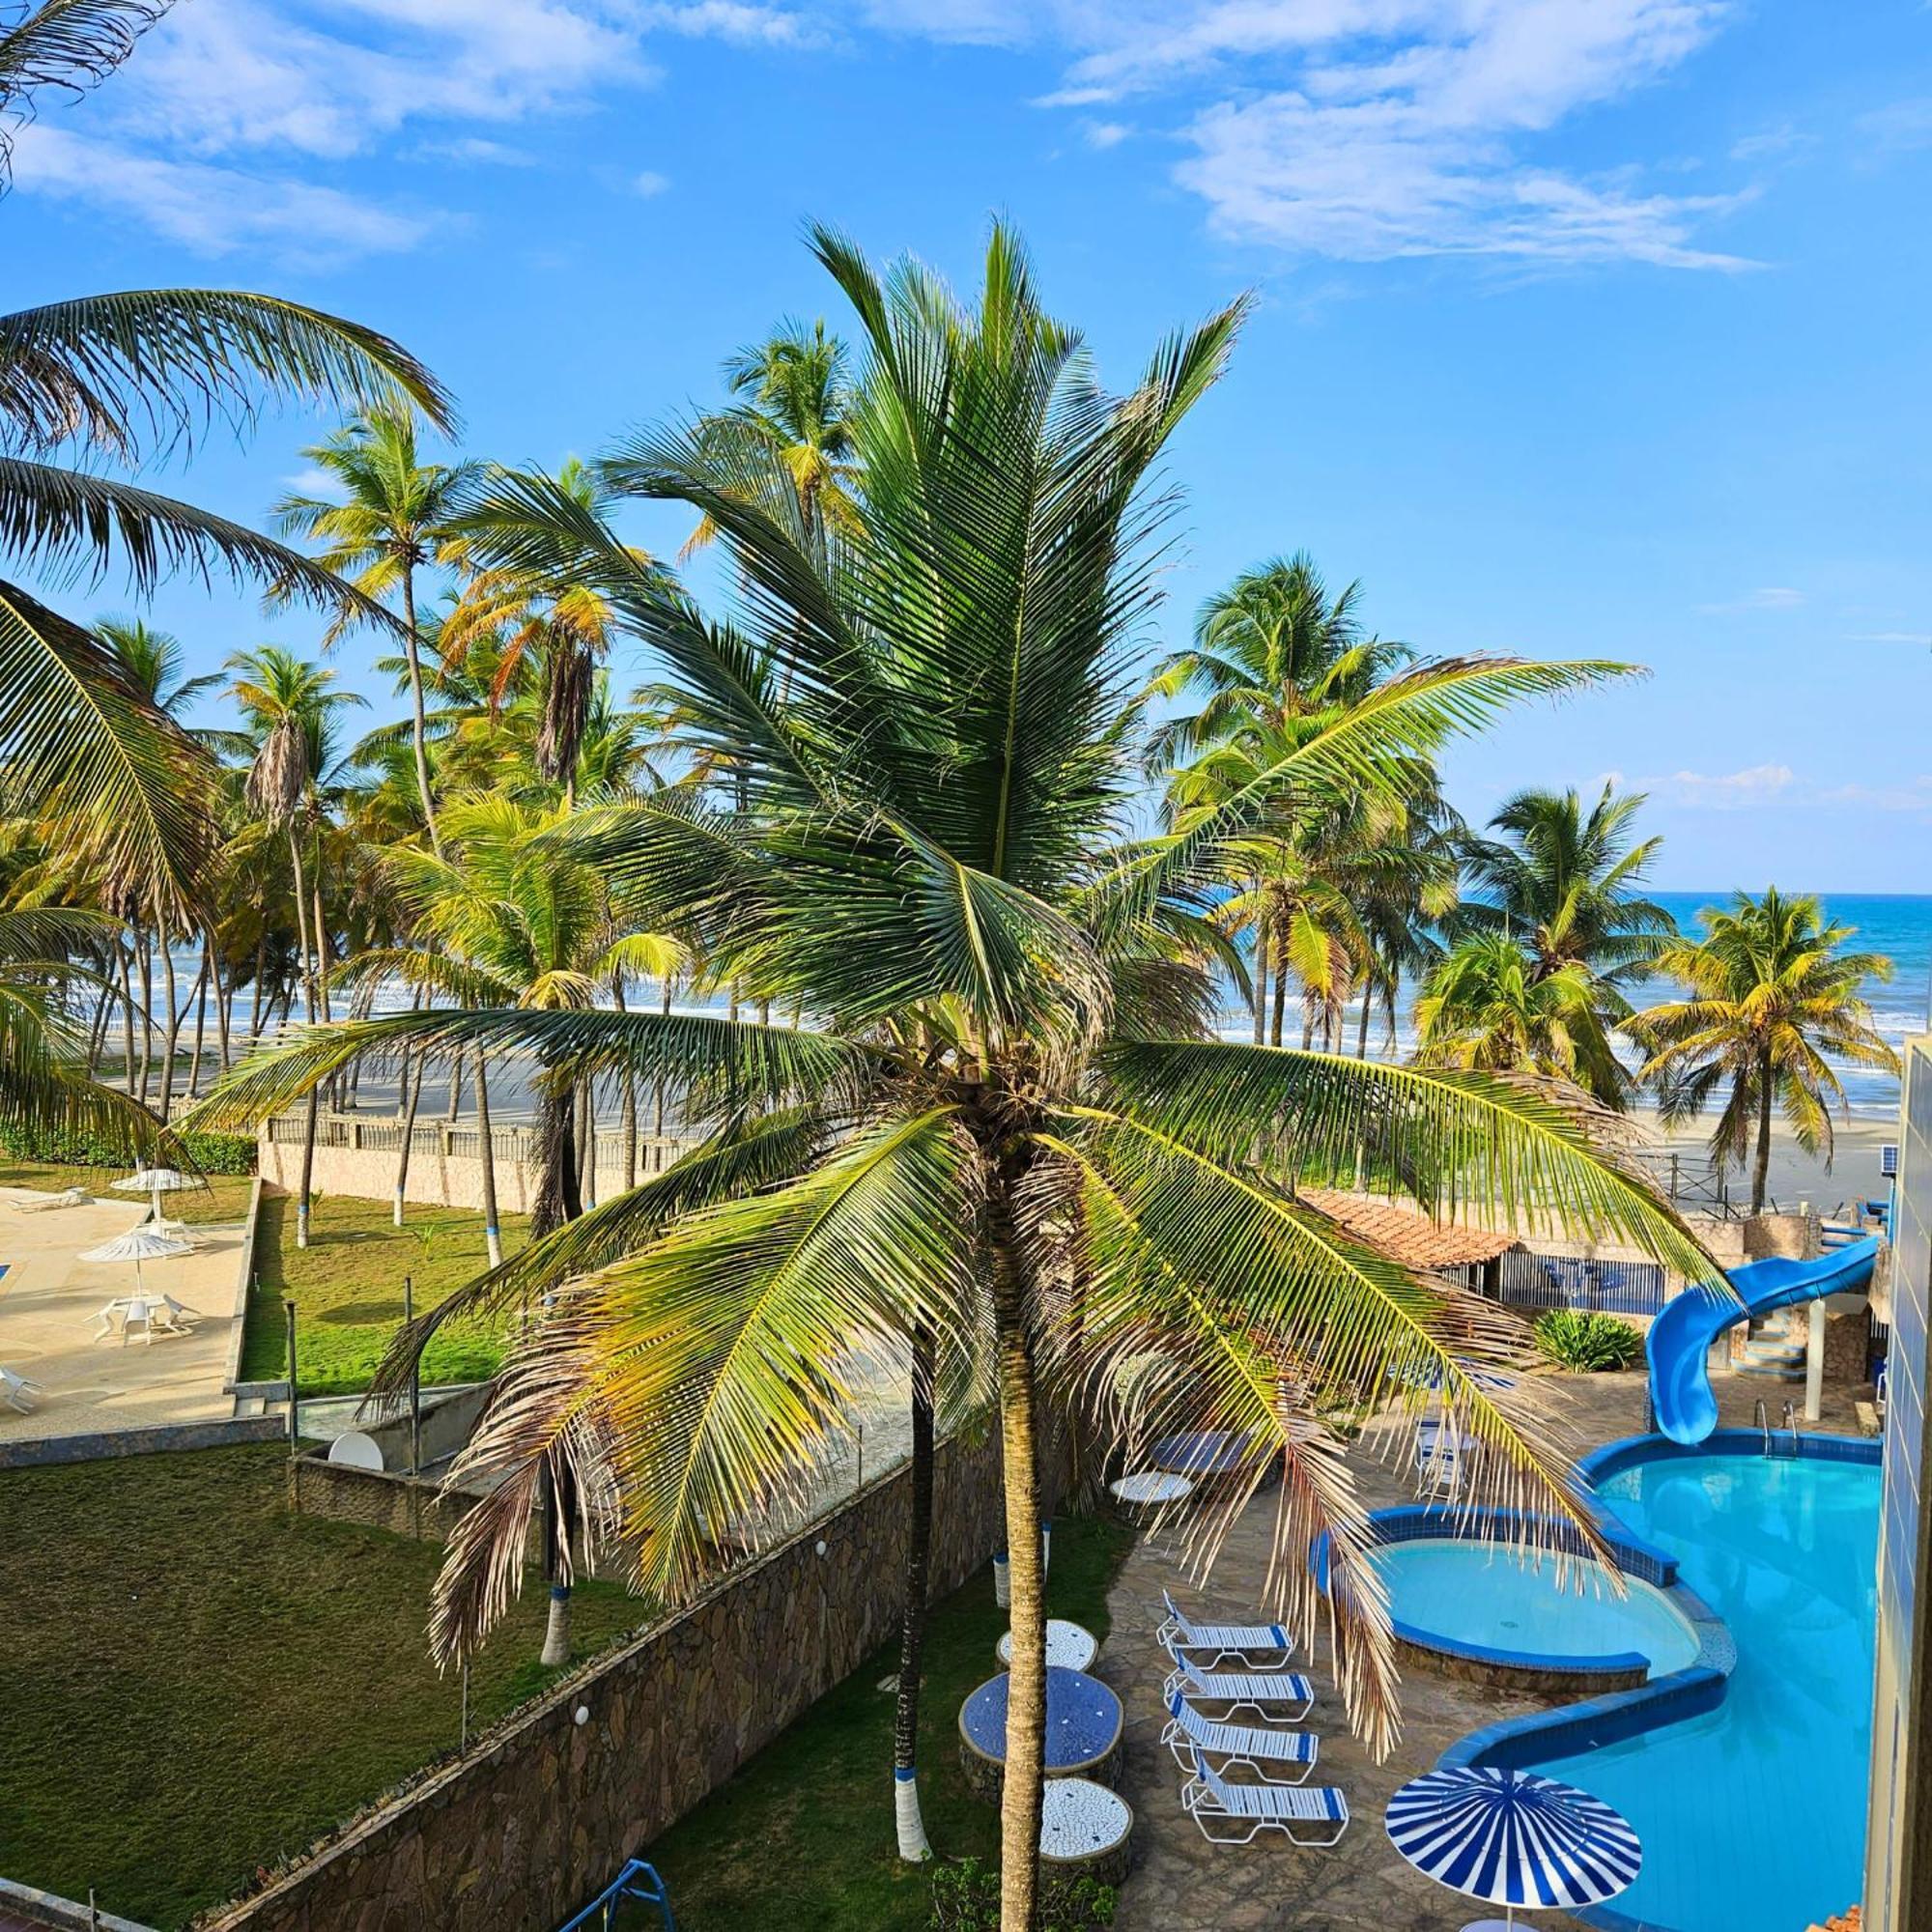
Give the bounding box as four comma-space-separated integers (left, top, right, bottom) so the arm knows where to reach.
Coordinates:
14, 0, 1932, 889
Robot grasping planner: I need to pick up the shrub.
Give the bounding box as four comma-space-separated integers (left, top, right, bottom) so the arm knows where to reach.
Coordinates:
0, 1122, 257, 1176
929, 1859, 1117, 1932
1534, 1308, 1644, 1373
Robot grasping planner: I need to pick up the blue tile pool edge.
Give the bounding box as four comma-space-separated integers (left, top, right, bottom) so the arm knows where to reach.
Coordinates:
1434, 1430, 1881, 1932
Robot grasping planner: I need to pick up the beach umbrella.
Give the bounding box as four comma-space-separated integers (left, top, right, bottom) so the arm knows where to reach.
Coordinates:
1385, 1767, 1640, 1930
112, 1167, 200, 1227
77, 1225, 194, 1301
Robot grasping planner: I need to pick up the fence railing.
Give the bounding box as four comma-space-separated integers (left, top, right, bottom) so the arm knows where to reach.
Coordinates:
264, 1112, 690, 1175
1492, 1248, 1669, 1318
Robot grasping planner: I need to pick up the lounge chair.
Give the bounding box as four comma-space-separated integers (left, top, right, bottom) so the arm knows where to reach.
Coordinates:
1158, 1589, 1295, 1670
9, 1186, 89, 1212
1162, 1690, 1319, 1780
1179, 1754, 1350, 1847
1163, 1659, 1316, 1723
1, 1367, 40, 1414
1414, 1417, 1475, 1493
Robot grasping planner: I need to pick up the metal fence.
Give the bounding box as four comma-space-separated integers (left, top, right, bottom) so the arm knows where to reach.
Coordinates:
1492, 1248, 1669, 1318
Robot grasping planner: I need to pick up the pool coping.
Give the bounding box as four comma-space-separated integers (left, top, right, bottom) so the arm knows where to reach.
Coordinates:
1313, 1504, 1701, 1690
1437, 1430, 1881, 1932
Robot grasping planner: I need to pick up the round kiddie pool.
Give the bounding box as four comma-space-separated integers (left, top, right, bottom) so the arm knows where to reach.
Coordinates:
1316, 1506, 1709, 1692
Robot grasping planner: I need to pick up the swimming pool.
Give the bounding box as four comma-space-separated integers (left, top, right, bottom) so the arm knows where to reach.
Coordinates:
1373, 1539, 1700, 1678
1531, 1447, 1879, 1932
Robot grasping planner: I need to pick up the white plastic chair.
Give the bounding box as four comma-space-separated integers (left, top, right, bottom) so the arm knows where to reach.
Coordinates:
122, 1297, 154, 1346
1, 1367, 40, 1413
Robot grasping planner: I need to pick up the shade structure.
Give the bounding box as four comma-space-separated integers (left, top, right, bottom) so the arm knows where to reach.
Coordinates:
1385, 1767, 1639, 1927
78, 1227, 195, 1265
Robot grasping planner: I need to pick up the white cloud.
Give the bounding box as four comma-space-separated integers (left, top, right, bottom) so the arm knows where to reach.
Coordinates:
1858, 98, 1932, 155
1083, 120, 1132, 149
1695, 585, 1805, 613
1815, 776, 1932, 813
1848, 631, 1932, 646
643, 2, 822, 44
1662, 763, 1796, 809
633, 169, 671, 196
1729, 124, 1809, 162
5, 0, 789, 258
11, 124, 430, 258
907, 0, 1752, 269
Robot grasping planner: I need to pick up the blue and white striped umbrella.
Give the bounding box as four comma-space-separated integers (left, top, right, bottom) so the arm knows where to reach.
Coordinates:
1385, 1768, 1639, 1926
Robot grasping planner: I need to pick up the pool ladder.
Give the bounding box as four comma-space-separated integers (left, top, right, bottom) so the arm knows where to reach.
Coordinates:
1754, 1397, 1803, 1458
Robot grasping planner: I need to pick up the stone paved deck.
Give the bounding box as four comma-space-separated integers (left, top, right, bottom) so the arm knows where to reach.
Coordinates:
1101, 1365, 1874, 1931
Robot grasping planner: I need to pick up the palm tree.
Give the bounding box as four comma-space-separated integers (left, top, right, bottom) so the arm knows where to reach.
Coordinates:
683, 318, 859, 560
1150, 557, 1422, 1045
1628, 889, 1900, 1212
443, 460, 642, 808
190, 226, 1718, 1928
1461, 783, 1675, 984
0, 1, 446, 1143
1414, 931, 1627, 1098
272, 411, 477, 852
227, 645, 364, 1246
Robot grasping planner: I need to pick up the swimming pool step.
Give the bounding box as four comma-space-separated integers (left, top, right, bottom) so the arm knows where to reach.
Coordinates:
1736, 1359, 1805, 1380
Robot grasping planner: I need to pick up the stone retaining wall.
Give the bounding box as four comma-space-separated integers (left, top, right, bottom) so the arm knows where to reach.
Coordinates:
201, 1428, 1006, 1932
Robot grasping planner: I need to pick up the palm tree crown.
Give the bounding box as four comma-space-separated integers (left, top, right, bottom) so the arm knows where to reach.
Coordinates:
191, 225, 1717, 1932
1628, 887, 1900, 1211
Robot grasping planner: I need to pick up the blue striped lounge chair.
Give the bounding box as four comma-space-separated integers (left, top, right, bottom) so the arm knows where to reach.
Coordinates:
1163, 1658, 1316, 1723
1180, 1754, 1350, 1847
1162, 1690, 1319, 1782
1158, 1589, 1295, 1670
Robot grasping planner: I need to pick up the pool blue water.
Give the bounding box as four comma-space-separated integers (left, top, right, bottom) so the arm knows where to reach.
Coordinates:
1534, 1453, 1879, 1932
1373, 1541, 1699, 1675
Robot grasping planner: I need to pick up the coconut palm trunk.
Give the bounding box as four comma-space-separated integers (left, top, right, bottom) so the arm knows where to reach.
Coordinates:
1752, 1045, 1774, 1214
400, 557, 440, 856
985, 1168, 1048, 1929
893, 1324, 938, 1861
394, 1048, 425, 1225
157, 924, 183, 1121
1251, 902, 1268, 1045
471, 1047, 502, 1267
532, 1080, 582, 1238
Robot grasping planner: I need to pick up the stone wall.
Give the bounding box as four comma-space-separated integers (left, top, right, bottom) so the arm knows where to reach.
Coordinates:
203, 1429, 1005, 1932
288, 1455, 484, 1545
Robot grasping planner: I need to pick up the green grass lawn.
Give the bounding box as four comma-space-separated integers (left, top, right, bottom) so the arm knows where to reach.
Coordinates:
243, 1192, 530, 1393
0, 1155, 255, 1225
635, 1513, 1135, 1932
0, 1444, 649, 1930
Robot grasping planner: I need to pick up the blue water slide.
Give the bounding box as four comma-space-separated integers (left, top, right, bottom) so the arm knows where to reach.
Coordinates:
1645, 1235, 1880, 1444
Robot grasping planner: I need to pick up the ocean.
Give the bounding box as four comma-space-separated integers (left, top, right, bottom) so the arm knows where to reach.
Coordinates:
1653, 893, 1932, 1120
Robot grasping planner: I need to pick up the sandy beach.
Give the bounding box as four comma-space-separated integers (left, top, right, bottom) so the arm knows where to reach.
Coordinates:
1633, 1105, 1897, 1217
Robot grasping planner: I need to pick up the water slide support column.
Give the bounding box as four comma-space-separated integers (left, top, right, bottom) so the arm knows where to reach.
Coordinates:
1804, 1298, 1827, 1423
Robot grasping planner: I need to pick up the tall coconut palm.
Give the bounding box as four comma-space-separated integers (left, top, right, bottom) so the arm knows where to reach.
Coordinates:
271, 411, 477, 852
1461, 783, 1675, 984
189, 226, 1719, 1929
1627, 889, 1900, 1212
227, 645, 363, 1246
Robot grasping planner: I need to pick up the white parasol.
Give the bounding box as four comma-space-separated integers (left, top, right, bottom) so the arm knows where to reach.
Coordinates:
78, 1225, 194, 1300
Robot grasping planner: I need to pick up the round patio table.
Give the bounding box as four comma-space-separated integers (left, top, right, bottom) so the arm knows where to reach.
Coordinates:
1108, 1470, 1194, 1522
996, 1618, 1099, 1671
1039, 1776, 1134, 1886
1151, 1430, 1253, 1476
957, 1665, 1123, 1802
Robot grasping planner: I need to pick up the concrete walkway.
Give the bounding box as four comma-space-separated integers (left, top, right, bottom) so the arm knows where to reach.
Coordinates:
1101, 1367, 1873, 1932
0, 1190, 245, 1443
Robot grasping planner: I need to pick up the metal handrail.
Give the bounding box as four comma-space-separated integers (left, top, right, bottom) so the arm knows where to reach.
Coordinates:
1754, 1398, 1771, 1456
1782, 1400, 1802, 1457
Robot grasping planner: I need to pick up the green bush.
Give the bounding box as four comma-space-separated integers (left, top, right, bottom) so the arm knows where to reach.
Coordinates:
929, 1860, 1116, 1932
1533, 1308, 1644, 1373
0, 1122, 256, 1175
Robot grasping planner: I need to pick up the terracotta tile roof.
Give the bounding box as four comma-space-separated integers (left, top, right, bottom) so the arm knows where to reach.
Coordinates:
1298, 1188, 1519, 1268
1806, 1910, 1860, 1932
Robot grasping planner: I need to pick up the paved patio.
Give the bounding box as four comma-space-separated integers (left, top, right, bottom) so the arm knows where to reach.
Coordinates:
0, 1189, 246, 1442
1101, 1365, 1874, 1932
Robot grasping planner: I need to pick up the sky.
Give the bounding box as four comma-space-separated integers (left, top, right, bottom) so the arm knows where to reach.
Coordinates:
11, 0, 1932, 891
